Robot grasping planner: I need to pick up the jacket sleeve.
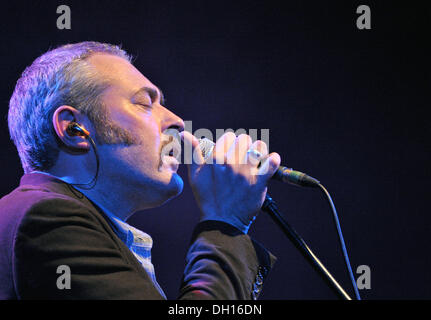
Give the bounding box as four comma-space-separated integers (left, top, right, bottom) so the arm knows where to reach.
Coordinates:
179, 220, 277, 300
13, 197, 164, 299
13, 196, 276, 300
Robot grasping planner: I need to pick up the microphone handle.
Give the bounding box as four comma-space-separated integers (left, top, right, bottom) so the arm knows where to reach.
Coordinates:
272, 166, 320, 188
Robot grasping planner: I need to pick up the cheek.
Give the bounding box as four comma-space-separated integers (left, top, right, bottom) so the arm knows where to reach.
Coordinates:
108, 109, 163, 163
110, 102, 160, 140
111, 145, 157, 179
129, 117, 163, 151
139, 128, 163, 158
135, 132, 165, 170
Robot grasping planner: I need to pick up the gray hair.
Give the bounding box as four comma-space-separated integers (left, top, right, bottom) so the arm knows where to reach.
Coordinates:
8, 41, 132, 173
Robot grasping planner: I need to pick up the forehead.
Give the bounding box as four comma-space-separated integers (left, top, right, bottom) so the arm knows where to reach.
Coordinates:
87, 53, 157, 95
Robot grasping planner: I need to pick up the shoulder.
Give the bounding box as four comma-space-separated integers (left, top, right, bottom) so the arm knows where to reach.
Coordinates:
0, 184, 99, 236
0, 184, 103, 299
0, 184, 109, 261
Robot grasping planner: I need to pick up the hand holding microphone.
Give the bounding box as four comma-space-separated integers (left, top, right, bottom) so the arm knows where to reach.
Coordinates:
198, 136, 320, 188
181, 131, 281, 234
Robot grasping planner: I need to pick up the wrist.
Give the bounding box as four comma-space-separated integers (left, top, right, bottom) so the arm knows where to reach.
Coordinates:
199, 216, 253, 234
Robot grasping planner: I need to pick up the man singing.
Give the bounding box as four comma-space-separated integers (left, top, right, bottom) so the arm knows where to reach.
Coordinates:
0, 41, 281, 299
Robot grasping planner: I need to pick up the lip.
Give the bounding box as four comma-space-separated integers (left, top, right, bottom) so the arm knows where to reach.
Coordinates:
161, 155, 180, 171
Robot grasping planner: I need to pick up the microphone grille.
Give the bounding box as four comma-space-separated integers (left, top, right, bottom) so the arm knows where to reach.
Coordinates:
198, 138, 215, 161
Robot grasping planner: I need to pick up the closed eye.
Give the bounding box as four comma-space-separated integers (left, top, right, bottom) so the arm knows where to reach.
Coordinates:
136, 102, 152, 109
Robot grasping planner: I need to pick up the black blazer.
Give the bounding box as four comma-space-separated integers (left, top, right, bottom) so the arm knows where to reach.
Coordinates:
0, 173, 276, 299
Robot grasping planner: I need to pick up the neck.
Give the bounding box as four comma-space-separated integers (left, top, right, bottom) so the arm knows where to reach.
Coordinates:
43, 149, 177, 221
44, 152, 140, 221
76, 183, 135, 221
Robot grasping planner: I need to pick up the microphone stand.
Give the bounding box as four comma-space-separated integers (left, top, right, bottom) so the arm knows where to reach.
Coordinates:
262, 194, 352, 300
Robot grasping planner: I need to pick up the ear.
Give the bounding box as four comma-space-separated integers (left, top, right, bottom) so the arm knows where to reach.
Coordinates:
52, 106, 91, 152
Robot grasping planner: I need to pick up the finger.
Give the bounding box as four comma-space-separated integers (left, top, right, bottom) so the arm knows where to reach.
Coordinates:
247, 140, 268, 167
180, 131, 205, 170
212, 132, 236, 165
227, 134, 252, 165
256, 152, 281, 183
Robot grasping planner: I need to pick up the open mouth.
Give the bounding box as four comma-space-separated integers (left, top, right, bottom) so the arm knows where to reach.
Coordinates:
159, 137, 181, 171
161, 142, 179, 159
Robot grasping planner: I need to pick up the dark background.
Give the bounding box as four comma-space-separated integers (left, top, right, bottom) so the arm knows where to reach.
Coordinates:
0, 1, 429, 300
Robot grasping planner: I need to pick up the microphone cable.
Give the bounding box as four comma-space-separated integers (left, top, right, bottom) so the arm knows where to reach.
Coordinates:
198, 138, 361, 299
263, 183, 361, 300
317, 183, 361, 300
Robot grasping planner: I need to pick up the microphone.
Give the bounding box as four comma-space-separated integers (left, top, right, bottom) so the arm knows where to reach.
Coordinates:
198, 138, 320, 188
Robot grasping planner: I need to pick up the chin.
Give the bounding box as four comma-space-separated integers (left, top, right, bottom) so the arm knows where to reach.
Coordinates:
152, 172, 184, 208
166, 172, 184, 198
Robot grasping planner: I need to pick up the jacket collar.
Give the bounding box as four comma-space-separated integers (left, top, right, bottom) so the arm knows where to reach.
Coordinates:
19, 172, 94, 208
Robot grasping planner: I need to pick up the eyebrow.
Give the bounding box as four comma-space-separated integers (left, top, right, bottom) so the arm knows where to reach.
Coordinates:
132, 86, 166, 105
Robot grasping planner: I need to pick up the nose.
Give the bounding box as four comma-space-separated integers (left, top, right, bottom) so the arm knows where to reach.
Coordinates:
160, 105, 184, 133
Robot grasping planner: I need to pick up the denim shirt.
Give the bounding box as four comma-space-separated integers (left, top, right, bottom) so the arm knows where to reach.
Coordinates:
106, 214, 167, 299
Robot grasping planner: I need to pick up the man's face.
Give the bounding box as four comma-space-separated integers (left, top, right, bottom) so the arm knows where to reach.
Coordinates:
87, 53, 185, 209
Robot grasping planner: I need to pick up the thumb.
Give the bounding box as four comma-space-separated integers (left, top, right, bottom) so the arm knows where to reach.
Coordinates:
256, 152, 281, 185
180, 131, 205, 172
